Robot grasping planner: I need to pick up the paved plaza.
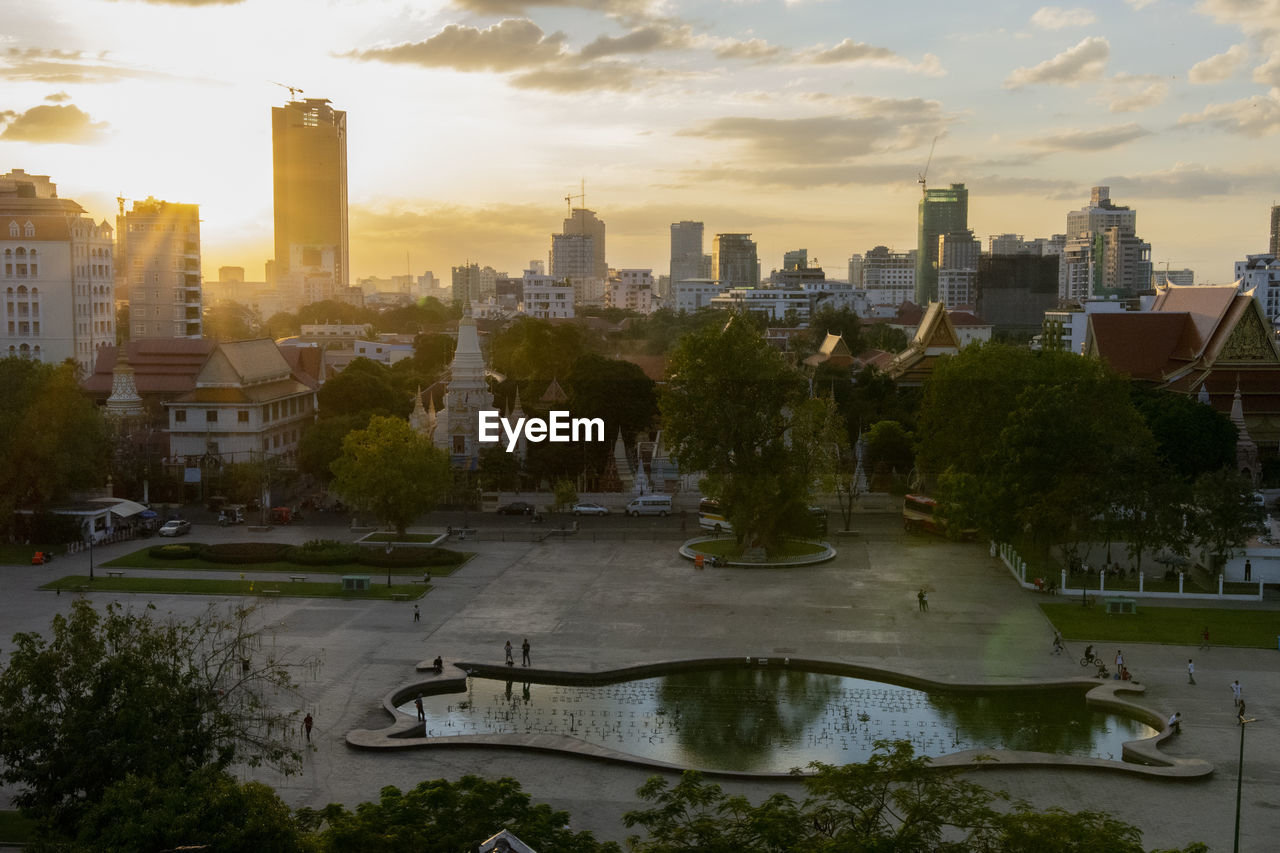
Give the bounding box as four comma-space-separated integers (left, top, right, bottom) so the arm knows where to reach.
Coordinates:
2, 511, 1278, 849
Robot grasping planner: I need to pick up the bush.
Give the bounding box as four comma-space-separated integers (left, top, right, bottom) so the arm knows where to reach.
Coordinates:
147, 543, 204, 560
357, 547, 465, 569
198, 542, 292, 564
286, 540, 360, 566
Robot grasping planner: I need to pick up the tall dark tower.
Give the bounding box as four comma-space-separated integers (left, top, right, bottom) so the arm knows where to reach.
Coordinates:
1270, 204, 1279, 256
916, 183, 968, 305
272, 98, 349, 287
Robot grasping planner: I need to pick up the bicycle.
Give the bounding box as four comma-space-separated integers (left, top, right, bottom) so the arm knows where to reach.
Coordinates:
1080, 651, 1102, 668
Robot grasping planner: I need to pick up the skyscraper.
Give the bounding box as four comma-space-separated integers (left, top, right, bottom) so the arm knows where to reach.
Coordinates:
712, 233, 759, 288
119, 197, 202, 339
670, 221, 705, 286
563, 208, 606, 279
272, 98, 349, 288
1060, 186, 1151, 300
1270, 204, 1279, 256
916, 183, 968, 305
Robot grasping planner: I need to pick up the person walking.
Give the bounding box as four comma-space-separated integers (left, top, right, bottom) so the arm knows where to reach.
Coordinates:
1199, 627, 1210, 650
521, 638, 531, 667
414, 694, 425, 722
413, 604, 420, 623
505, 640, 514, 666
917, 588, 928, 612
303, 712, 314, 743
1187, 659, 1196, 685
1231, 679, 1242, 706
1052, 632, 1065, 655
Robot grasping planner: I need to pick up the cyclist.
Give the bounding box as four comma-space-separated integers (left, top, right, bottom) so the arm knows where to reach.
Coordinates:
1052, 633, 1065, 655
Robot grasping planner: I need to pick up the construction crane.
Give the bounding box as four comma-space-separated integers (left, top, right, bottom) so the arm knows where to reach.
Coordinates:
564, 179, 585, 218
917, 136, 938, 196
272, 81, 304, 101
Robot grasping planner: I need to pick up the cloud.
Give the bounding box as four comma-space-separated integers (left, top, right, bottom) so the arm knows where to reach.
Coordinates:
712, 38, 785, 62
1254, 52, 1280, 87
344, 19, 567, 72
676, 98, 948, 165
449, 0, 656, 15
1095, 73, 1168, 112
1188, 44, 1248, 83
1096, 161, 1280, 198
0, 103, 108, 144
964, 174, 1081, 198
1030, 7, 1098, 30
44, 91, 71, 102
579, 24, 691, 59
103, 0, 244, 5
1022, 122, 1151, 151
1194, 1, 1280, 87
1177, 90, 1280, 136
1126, 0, 1158, 9
1004, 36, 1110, 88
677, 161, 918, 189
511, 63, 647, 92
0, 47, 168, 83
805, 39, 946, 75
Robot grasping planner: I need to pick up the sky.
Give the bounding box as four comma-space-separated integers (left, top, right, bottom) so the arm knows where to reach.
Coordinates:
2, 0, 1279, 286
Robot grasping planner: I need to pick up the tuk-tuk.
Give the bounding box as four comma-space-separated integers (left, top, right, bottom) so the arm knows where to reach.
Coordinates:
269, 506, 292, 525
219, 505, 245, 526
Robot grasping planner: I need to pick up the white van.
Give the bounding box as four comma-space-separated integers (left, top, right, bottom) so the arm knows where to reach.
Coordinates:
626, 494, 672, 517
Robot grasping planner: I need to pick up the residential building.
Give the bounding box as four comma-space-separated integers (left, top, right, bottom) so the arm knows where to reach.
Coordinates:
862, 246, 916, 307
847, 254, 865, 288
782, 249, 808, 271
165, 339, 317, 469
1061, 186, 1151, 300
452, 263, 480, 305
563, 208, 607, 278
272, 98, 349, 287
709, 287, 810, 322
2, 168, 114, 372
1040, 297, 1133, 354
989, 233, 1065, 257
1235, 254, 1280, 323
120, 197, 203, 339
712, 233, 759, 288
936, 230, 980, 309
975, 254, 1060, 337
916, 183, 968, 305
354, 336, 414, 365
1151, 268, 1195, 288
670, 221, 708, 287
549, 232, 600, 303
521, 265, 575, 319
278, 244, 337, 311
673, 279, 723, 312
608, 269, 655, 313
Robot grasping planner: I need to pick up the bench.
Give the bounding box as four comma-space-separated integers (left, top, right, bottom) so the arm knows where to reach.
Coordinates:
1104, 596, 1138, 615
106, 570, 125, 579
391, 593, 410, 601
288, 575, 308, 582
260, 589, 281, 596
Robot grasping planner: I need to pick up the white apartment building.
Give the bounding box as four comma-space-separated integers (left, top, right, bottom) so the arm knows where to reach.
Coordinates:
1041, 298, 1133, 355
674, 279, 724, 313
861, 246, 916, 307
709, 287, 811, 321
1152, 268, 1195, 288
119, 197, 202, 338
522, 278, 575, 319
1236, 254, 1280, 323
353, 337, 414, 364
608, 269, 655, 314
2, 169, 114, 372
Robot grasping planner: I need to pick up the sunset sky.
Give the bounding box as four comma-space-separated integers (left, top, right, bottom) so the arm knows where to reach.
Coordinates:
3, 0, 1278, 285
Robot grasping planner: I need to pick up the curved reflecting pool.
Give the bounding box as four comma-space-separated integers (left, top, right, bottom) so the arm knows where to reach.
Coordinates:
397, 667, 1156, 772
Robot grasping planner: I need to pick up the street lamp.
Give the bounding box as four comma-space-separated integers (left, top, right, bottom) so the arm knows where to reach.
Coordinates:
87, 532, 94, 583
1234, 713, 1256, 853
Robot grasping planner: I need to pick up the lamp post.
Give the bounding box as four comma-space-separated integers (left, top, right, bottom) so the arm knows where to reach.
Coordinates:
87, 532, 94, 583
1234, 714, 1256, 853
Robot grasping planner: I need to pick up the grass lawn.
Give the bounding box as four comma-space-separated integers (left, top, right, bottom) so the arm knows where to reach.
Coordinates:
361, 532, 443, 543
0, 811, 35, 844
42, 575, 427, 600
692, 538, 826, 559
0, 543, 62, 564
1040, 602, 1280, 649
102, 546, 464, 576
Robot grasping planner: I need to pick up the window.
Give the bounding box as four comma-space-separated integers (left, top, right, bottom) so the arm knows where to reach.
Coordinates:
206, 410, 218, 423
7, 222, 16, 237
23, 222, 34, 238
175, 410, 187, 423
237, 410, 249, 423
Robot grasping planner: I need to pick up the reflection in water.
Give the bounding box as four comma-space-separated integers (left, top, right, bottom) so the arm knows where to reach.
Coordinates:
396, 668, 1156, 773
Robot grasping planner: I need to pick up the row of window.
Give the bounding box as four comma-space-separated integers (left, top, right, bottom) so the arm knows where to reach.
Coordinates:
5, 302, 40, 317
3, 264, 37, 278
6, 344, 41, 358
172, 398, 309, 425
6, 321, 40, 336
7, 222, 34, 238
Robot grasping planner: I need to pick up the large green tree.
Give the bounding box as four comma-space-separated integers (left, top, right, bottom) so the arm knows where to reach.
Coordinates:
317, 357, 411, 420
329, 415, 451, 536
1190, 468, 1266, 570
661, 316, 816, 549
0, 600, 303, 834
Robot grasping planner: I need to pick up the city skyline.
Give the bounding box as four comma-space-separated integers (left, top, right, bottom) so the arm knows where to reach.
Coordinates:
2, 1, 1278, 285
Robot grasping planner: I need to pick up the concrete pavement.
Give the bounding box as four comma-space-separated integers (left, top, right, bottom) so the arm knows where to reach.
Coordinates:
2, 512, 1278, 849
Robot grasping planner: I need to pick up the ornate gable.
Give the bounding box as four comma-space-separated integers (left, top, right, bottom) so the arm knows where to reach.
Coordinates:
1217, 303, 1279, 364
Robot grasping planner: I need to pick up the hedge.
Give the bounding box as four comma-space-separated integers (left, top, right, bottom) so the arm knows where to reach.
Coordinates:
286, 540, 361, 566
147, 543, 205, 560
198, 542, 293, 564
357, 547, 466, 569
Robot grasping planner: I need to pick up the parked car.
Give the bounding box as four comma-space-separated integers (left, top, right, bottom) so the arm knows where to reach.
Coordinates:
158, 519, 191, 537
497, 501, 535, 515
572, 502, 610, 516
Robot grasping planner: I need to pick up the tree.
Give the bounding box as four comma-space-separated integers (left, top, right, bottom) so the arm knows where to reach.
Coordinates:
863, 420, 914, 478
300, 776, 618, 853
317, 357, 411, 420
490, 316, 590, 381
329, 415, 451, 536
298, 413, 373, 486
411, 331, 456, 376
553, 478, 578, 512
0, 600, 304, 833
661, 316, 812, 550
1131, 387, 1237, 482
567, 352, 659, 475
1190, 468, 1266, 570
203, 300, 261, 341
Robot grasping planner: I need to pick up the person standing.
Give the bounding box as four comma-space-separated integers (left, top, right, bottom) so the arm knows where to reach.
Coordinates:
1231, 679, 1242, 706
505, 640, 514, 666
303, 712, 314, 743
917, 588, 928, 612
414, 694, 425, 722
1200, 627, 1210, 650
1115, 650, 1124, 670
413, 604, 420, 623
1244, 559, 1252, 581
1187, 659, 1196, 685
521, 638, 531, 667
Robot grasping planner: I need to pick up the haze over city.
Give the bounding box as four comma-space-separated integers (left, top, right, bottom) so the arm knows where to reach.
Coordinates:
2, 0, 1278, 281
